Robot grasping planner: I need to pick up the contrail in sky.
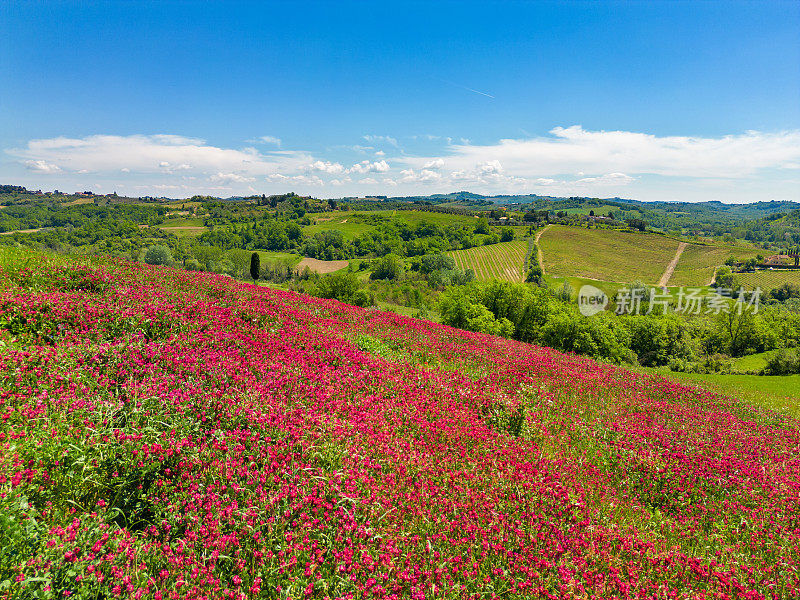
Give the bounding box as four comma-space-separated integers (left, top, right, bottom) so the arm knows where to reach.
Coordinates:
436, 77, 495, 99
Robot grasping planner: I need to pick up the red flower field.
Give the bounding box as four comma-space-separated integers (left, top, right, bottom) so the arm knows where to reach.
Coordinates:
0, 252, 798, 599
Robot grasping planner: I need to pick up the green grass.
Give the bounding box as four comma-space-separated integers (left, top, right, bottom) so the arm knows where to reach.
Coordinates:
562, 204, 642, 217
448, 240, 528, 282
646, 368, 800, 417
306, 209, 481, 239
544, 274, 623, 300
539, 225, 680, 284
731, 350, 782, 373
161, 217, 205, 227
304, 214, 376, 240
255, 250, 302, 266
669, 243, 761, 287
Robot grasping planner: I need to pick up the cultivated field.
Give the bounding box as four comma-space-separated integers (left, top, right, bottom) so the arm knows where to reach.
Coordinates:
539, 225, 764, 287
448, 239, 528, 281
539, 225, 680, 284
1, 249, 798, 597
669, 243, 761, 286
737, 269, 800, 291
159, 217, 208, 237
296, 256, 349, 274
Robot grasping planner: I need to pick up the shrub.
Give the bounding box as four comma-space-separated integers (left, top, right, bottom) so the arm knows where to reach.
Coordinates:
370, 253, 404, 280
184, 258, 201, 271
143, 244, 172, 265
762, 349, 800, 375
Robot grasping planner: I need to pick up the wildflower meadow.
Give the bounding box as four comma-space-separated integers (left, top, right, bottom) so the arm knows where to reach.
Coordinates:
0, 250, 798, 599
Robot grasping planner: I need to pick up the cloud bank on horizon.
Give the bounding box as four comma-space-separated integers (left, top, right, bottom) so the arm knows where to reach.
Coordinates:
7, 126, 800, 203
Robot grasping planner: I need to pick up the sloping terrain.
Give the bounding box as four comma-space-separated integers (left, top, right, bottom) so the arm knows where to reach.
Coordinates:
0, 250, 799, 598
448, 239, 528, 282
540, 225, 760, 287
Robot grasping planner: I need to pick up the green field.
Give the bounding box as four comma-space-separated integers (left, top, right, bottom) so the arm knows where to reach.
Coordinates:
160, 216, 208, 237
647, 368, 800, 417
736, 269, 800, 291
539, 225, 765, 288
303, 214, 375, 240
448, 239, 528, 282
544, 274, 623, 300
305, 209, 480, 240
539, 225, 680, 284
669, 243, 761, 287
253, 250, 302, 267
562, 204, 642, 217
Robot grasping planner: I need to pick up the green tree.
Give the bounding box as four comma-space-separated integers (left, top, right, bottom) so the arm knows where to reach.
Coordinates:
250, 252, 260, 280
144, 244, 172, 265
370, 254, 404, 280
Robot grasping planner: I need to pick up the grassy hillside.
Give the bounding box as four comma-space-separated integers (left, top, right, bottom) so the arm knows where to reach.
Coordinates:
448, 239, 528, 281
539, 225, 680, 284
737, 268, 800, 291
1, 248, 799, 598
669, 243, 761, 286
540, 224, 763, 287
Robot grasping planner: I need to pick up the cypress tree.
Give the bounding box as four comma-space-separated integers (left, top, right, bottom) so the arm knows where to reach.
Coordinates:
250, 252, 260, 280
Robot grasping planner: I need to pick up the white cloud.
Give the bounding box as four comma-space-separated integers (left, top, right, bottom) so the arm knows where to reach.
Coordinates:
408, 126, 800, 180
248, 135, 282, 146
574, 172, 635, 186
210, 172, 256, 184
8, 134, 312, 179
6, 126, 799, 202
347, 159, 390, 174
363, 135, 398, 148
310, 160, 345, 174
423, 158, 444, 170
24, 159, 61, 173
399, 168, 442, 183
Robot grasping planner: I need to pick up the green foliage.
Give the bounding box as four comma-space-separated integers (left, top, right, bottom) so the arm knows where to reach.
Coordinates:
143, 244, 172, 266
310, 272, 374, 307
184, 258, 201, 271
762, 348, 800, 375
370, 253, 404, 280
418, 252, 456, 274
439, 288, 515, 337
249, 251, 260, 280
623, 314, 698, 366
712, 266, 739, 289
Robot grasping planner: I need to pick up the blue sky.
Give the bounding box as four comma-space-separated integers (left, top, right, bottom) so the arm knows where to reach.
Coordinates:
2, 1, 799, 202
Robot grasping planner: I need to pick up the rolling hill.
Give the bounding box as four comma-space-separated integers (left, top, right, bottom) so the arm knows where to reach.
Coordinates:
448, 239, 528, 282
0, 249, 798, 598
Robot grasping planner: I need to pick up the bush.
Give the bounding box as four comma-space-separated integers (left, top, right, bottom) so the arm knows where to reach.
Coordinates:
311, 271, 374, 307
184, 258, 201, 271
762, 349, 800, 375
370, 253, 404, 280
143, 244, 172, 266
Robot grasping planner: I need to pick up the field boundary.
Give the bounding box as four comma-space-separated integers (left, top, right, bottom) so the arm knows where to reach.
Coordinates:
658, 241, 688, 287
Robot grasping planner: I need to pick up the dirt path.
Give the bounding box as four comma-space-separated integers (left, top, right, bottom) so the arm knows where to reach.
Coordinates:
296, 257, 349, 274
0, 228, 41, 235
533, 224, 551, 275
658, 241, 687, 287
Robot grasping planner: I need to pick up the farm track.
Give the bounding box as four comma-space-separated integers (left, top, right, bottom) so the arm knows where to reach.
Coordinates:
534, 224, 551, 275
658, 242, 688, 287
